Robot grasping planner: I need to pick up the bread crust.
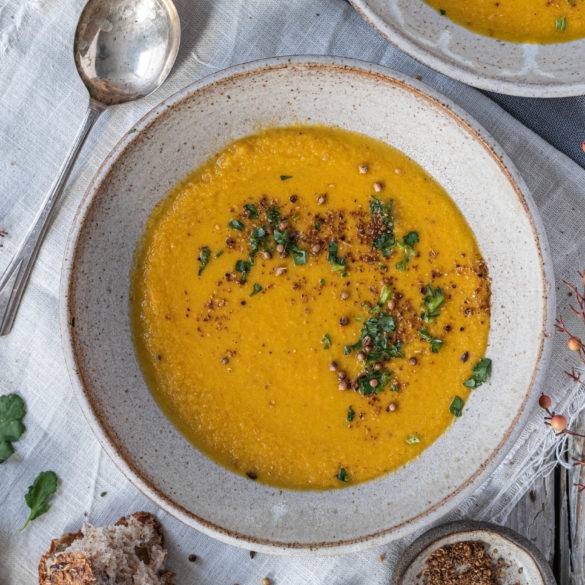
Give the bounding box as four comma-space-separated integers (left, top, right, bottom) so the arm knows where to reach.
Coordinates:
38, 512, 174, 585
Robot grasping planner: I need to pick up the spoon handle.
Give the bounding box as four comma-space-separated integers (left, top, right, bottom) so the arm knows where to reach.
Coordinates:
0, 101, 104, 336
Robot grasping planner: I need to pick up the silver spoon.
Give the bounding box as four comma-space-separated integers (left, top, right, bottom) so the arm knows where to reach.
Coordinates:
0, 0, 180, 336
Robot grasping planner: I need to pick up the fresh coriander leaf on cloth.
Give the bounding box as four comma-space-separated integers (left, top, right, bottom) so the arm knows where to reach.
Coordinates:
20, 471, 59, 531
0, 393, 26, 463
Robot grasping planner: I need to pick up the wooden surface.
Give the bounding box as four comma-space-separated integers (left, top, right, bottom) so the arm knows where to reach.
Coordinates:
507, 419, 584, 585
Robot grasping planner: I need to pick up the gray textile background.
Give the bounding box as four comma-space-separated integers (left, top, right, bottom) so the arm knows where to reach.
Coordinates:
1, 1, 585, 583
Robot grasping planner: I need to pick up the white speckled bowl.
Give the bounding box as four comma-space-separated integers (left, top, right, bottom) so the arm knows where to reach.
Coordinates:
351, 0, 585, 97
60, 57, 554, 555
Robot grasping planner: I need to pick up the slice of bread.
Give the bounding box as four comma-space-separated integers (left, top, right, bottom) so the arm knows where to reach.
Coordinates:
38, 512, 174, 585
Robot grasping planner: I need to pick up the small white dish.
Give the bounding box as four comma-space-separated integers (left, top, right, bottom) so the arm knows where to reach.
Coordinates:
394, 521, 557, 585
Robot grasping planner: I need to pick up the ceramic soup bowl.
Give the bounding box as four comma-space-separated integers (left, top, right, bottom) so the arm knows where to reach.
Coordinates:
351, 0, 585, 97
61, 57, 554, 554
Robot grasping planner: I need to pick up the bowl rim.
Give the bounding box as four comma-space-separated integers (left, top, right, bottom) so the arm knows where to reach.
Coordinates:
59, 55, 556, 554
350, 0, 585, 98
392, 520, 557, 584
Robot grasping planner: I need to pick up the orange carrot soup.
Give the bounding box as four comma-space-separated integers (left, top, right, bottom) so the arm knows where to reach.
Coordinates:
425, 0, 585, 43
131, 126, 491, 490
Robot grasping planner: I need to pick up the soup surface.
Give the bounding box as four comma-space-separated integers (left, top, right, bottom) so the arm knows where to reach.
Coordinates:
425, 0, 585, 43
132, 126, 491, 490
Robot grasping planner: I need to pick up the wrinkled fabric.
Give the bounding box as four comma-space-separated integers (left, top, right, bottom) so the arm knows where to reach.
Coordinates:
1, 1, 584, 583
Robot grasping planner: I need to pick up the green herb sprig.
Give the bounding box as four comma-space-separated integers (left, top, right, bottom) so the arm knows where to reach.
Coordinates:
228, 219, 245, 231
347, 406, 355, 423
464, 358, 492, 388
395, 231, 419, 271
197, 246, 212, 276
421, 285, 445, 323
0, 393, 26, 463
450, 396, 465, 417
419, 328, 444, 353
243, 203, 259, 219
19, 471, 58, 531
327, 241, 347, 275
370, 197, 395, 257
336, 467, 349, 482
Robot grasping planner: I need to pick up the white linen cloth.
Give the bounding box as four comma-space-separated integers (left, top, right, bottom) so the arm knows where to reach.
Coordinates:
1, 1, 584, 583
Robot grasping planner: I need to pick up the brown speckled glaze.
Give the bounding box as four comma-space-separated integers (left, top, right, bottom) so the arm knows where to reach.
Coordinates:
351, 0, 585, 97
60, 57, 555, 555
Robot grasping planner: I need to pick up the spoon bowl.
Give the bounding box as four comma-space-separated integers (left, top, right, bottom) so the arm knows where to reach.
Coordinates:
74, 0, 180, 105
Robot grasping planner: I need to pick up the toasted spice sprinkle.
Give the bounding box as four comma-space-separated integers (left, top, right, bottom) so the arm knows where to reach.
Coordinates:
418, 541, 509, 585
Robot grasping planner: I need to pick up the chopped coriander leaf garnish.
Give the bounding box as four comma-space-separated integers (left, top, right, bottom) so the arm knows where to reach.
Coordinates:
370, 197, 395, 257
421, 285, 445, 323
347, 307, 402, 363
19, 470, 58, 531
464, 358, 492, 388
336, 467, 349, 482
0, 393, 26, 463
243, 203, 259, 219
395, 231, 419, 271
314, 219, 323, 231
450, 396, 465, 417
419, 329, 444, 353
347, 405, 355, 423
356, 366, 392, 396
280, 175, 293, 181
215, 249, 224, 258
273, 229, 291, 247
100, 491, 108, 497
291, 247, 307, 265
235, 259, 252, 283
379, 285, 392, 306
197, 246, 212, 276
266, 205, 281, 228
250, 283, 263, 296
439, 8, 446, 16
322, 334, 332, 349
327, 241, 347, 274
319, 278, 326, 286
249, 227, 267, 256
406, 434, 421, 445
273, 228, 307, 265
228, 219, 245, 231
343, 345, 352, 355
556, 15, 567, 32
